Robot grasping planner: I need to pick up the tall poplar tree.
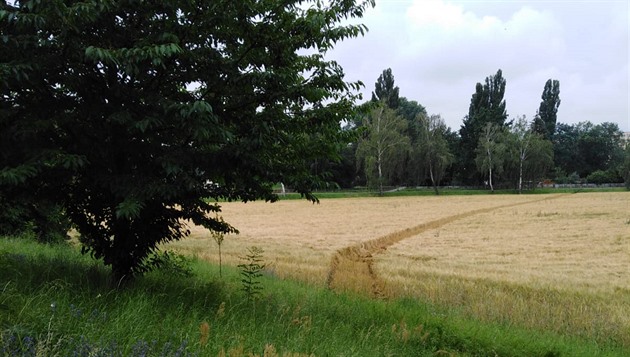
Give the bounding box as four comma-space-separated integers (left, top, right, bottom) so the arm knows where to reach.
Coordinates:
371, 68, 400, 109
458, 69, 508, 184
532, 79, 561, 140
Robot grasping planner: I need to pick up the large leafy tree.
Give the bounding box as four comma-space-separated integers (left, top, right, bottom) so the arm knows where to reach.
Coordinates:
506, 116, 553, 193
459, 69, 508, 184
553, 122, 624, 178
552, 122, 582, 176
397, 97, 426, 141
356, 103, 409, 195
416, 114, 453, 195
532, 79, 561, 140
396, 97, 427, 185
0, 0, 373, 281
354, 71, 423, 187
475, 122, 506, 192
577, 122, 624, 177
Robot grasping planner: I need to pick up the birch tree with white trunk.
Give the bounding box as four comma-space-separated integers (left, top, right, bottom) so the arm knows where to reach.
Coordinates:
476, 122, 505, 192
417, 114, 454, 195
356, 103, 410, 195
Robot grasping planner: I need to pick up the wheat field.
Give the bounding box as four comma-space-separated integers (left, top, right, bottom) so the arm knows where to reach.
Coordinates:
168, 191, 630, 345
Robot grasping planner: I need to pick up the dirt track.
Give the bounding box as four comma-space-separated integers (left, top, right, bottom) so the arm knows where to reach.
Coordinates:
325, 194, 568, 298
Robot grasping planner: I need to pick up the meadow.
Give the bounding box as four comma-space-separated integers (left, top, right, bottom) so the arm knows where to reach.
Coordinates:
171, 191, 630, 347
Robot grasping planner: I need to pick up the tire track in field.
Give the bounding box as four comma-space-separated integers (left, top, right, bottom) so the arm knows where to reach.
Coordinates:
325, 194, 568, 298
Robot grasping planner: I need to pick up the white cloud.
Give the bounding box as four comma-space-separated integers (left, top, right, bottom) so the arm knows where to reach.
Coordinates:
328, 0, 629, 131
406, 0, 469, 30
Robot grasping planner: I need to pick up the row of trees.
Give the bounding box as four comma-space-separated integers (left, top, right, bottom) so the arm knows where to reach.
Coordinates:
333, 69, 628, 194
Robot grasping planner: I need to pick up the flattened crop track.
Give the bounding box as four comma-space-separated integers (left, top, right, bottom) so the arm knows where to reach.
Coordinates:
325, 195, 568, 298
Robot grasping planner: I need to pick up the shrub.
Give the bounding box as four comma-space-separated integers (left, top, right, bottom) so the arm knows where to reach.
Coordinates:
586, 169, 621, 185
0, 198, 69, 244
146, 250, 193, 277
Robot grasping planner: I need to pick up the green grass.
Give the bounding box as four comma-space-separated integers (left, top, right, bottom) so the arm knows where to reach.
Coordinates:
1, 237, 627, 356
277, 186, 626, 200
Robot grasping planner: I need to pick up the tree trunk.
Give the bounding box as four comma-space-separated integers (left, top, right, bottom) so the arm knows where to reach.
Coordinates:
429, 162, 439, 195
110, 218, 137, 286
487, 146, 494, 192
377, 149, 383, 196
518, 156, 524, 194
111, 237, 134, 287
218, 243, 223, 278
488, 166, 494, 192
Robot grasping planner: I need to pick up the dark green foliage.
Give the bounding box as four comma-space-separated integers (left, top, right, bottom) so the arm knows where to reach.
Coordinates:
459, 69, 508, 184
586, 170, 622, 185
553, 171, 582, 185
396, 97, 427, 148
553, 122, 624, 179
0, 197, 69, 244
146, 250, 193, 278
371, 68, 400, 109
624, 143, 630, 190
238, 246, 266, 302
397, 98, 429, 185
552, 123, 581, 177
532, 79, 561, 140
397, 97, 427, 125
577, 122, 624, 176
330, 142, 360, 189
0, 0, 373, 280
415, 114, 454, 194
440, 128, 461, 186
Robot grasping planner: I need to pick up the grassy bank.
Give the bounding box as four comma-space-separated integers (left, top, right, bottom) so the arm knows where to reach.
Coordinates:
1, 237, 627, 356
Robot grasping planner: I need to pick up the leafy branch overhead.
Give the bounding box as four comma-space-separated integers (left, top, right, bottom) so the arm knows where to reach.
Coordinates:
0, 0, 374, 280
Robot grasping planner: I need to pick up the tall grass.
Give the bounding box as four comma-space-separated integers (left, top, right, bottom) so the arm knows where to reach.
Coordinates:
382, 272, 630, 347
1, 237, 627, 356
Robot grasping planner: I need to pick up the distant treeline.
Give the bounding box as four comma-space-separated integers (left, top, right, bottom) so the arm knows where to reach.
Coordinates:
319, 69, 629, 193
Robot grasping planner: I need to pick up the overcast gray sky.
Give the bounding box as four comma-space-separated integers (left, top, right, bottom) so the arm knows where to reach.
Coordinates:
329, 0, 629, 132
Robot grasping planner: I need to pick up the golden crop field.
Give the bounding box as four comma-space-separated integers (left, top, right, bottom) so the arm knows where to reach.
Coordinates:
168, 192, 630, 345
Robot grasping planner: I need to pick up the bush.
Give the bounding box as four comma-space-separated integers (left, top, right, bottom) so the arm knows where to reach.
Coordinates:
146, 250, 193, 277
555, 171, 582, 185
586, 170, 621, 185
0, 197, 70, 244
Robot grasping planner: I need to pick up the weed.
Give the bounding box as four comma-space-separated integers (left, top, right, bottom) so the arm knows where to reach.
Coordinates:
238, 246, 266, 302
536, 211, 559, 217
199, 321, 210, 347
212, 232, 225, 279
